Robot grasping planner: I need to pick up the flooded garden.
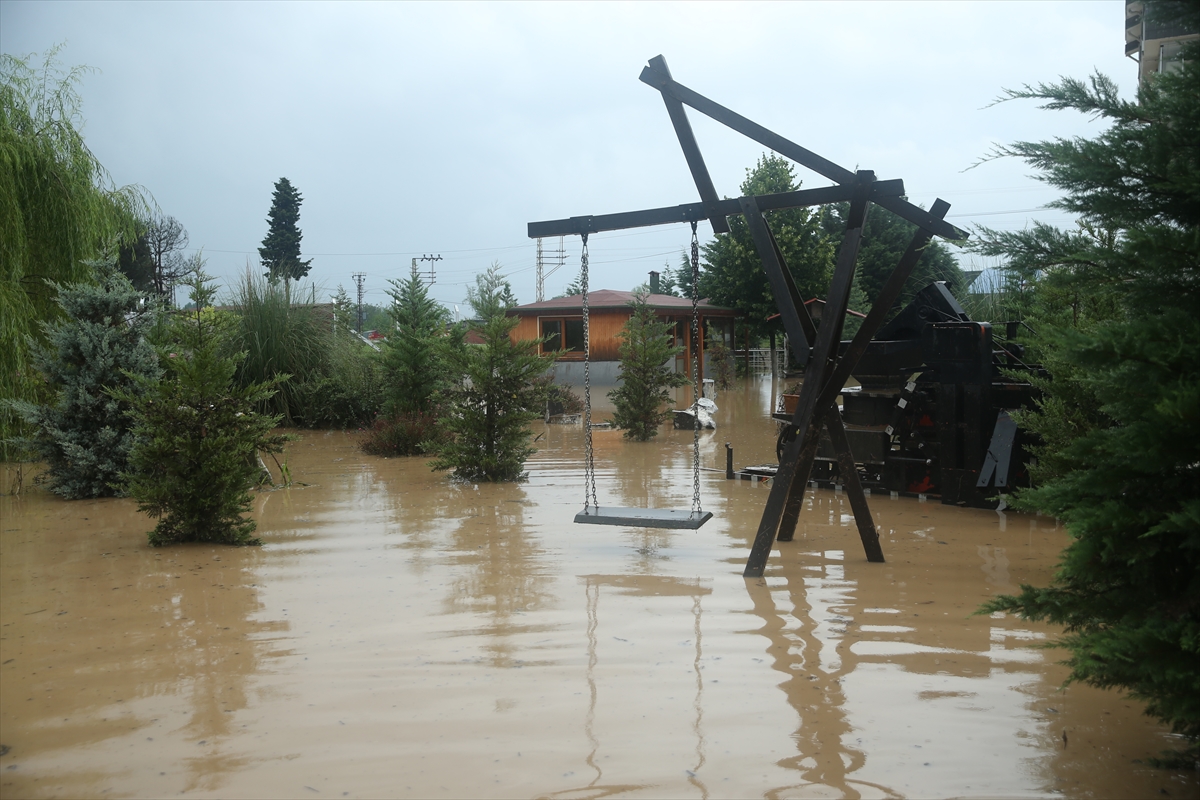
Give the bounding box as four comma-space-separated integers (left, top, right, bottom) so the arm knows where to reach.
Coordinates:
2, 377, 1195, 799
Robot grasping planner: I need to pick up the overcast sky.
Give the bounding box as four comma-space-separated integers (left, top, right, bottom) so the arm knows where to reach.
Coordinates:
3, 1, 1135, 312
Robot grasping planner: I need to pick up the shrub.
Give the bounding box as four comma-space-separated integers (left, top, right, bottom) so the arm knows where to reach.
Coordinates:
359, 412, 439, 457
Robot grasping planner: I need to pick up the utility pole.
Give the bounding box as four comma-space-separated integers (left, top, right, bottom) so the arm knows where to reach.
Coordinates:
412, 253, 441, 286
535, 236, 565, 302
352, 272, 367, 333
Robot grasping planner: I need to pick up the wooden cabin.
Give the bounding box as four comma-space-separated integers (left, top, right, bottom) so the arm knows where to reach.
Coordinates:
507, 290, 738, 384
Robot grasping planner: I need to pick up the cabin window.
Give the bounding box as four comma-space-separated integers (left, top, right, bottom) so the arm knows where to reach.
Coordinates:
539, 317, 585, 356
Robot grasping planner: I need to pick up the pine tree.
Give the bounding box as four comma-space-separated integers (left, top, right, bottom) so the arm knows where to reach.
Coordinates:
258, 177, 312, 283
609, 291, 687, 441
974, 46, 1200, 758
700, 154, 835, 339
6, 266, 161, 498
116, 268, 288, 546
429, 265, 551, 481
383, 271, 450, 417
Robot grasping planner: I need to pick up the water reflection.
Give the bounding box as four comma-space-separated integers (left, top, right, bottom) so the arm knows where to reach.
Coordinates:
442, 485, 558, 669
745, 554, 894, 799
0, 495, 284, 796
542, 575, 712, 800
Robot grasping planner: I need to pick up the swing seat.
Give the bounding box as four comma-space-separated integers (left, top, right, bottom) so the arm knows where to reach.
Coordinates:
575, 506, 713, 529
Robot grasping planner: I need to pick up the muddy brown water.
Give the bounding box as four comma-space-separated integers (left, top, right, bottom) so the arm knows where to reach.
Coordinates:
1, 378, 1195, 799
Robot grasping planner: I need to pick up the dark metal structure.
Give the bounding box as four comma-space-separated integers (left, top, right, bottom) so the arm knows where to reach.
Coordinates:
776, 281, 1040, 507
528, 55, 970, 577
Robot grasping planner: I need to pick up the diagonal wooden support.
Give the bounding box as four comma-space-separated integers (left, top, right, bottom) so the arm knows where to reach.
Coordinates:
739, 197, 816, 368
824, 410, 885, 562
742, 199, 951, 577
647, 56, 730, 235
743, 173, 874, 576
639, 61, 967, 243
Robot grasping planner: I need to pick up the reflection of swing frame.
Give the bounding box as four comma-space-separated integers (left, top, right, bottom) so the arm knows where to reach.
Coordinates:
527, 55, 968, 576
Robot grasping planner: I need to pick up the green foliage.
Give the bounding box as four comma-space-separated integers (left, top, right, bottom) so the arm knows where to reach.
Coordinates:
466, 260, 519, 317
609, 291, 687, 440
226, 270, 331, 426
117, 269, 287, 547
700, 154, 835, 338
117, 230, 156, 295
359, 412, 438, 457
1, 48, 149, 456
429, 265, 551, 481
540, 378, 583, 417
382, 271, 451, 417
359, 302, 393, 335
5, 266, 161, 497
823, 200, 966, 316
975, 62, 1200, 754
258, 177, 312, 283
706, 340, 735, 391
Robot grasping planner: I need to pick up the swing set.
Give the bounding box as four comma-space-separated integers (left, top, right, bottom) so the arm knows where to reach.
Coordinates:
571, 221, 713, 530
529, 56, 968, 575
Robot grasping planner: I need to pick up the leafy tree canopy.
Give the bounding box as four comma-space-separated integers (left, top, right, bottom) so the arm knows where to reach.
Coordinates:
258, 177, 312, 283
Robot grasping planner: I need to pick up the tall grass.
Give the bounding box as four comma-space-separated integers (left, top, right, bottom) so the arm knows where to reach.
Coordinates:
227, 270, 332, 425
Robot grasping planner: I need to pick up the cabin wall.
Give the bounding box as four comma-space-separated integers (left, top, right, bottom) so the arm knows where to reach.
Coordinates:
510, 308, 735, 387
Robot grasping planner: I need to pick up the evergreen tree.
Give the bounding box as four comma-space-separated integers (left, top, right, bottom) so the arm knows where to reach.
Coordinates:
117, 230, 156, 295
5, 266, 160, 498
700, 154, 835, 339
974, 54, 1200, 759
382, 271, 450, 417
258, 177, 312, 283
429, 265, 551, 481
823, 200, 966, 314
116, 268, 288, 546
1, 48, 148, 456
466, 260, 518, 316
609, 291, 687, 441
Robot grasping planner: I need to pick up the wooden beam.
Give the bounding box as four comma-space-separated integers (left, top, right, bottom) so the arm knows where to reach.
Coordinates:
744, 173, 874, 576
526, 181, 903, 239
639, 64, 969, 242
647, 56, 730, 235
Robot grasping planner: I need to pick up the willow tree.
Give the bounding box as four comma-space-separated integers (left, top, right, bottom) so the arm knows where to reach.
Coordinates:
1, 48, 147, 454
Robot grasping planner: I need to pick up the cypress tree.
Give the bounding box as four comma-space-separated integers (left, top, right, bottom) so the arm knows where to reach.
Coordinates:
258, 177, 312, 283
975, 47, 1200, 760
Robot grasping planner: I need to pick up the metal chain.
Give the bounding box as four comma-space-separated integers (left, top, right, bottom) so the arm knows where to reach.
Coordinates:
580, 234, 598, 511
690, 222, 703, 516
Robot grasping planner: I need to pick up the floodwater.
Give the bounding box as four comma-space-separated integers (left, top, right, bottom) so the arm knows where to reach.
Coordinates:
1, 377, 1195, 800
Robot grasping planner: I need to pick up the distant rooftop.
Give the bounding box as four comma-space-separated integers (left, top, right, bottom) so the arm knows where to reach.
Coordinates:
509, 290, 734, 314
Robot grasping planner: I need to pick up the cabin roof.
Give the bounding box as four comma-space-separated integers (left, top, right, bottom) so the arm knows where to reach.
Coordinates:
508, 290, 735, 315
